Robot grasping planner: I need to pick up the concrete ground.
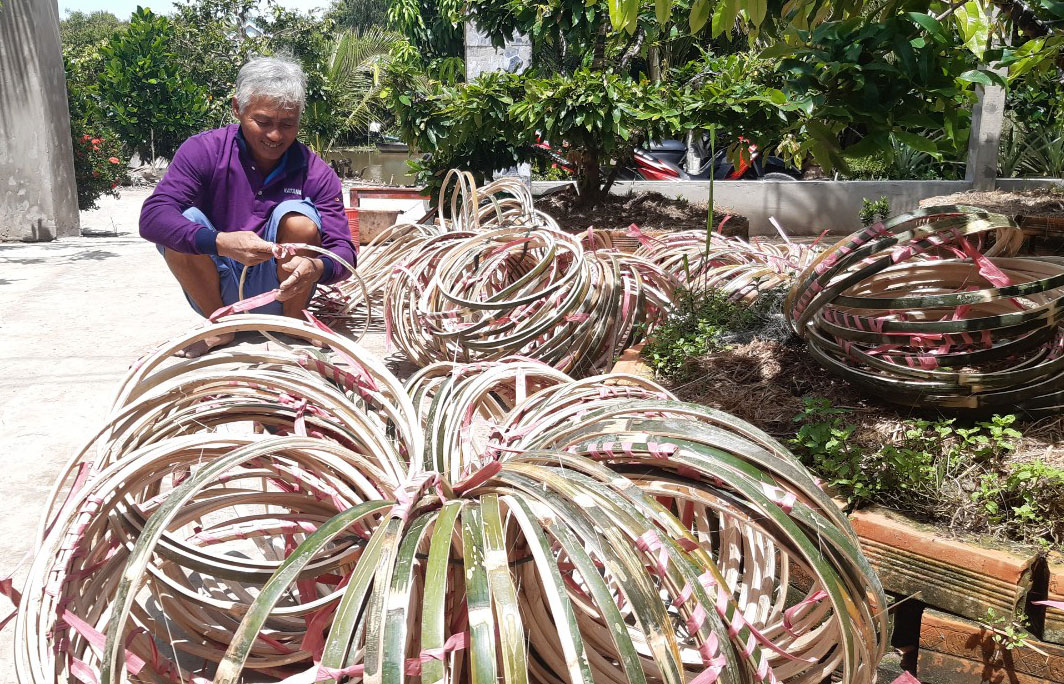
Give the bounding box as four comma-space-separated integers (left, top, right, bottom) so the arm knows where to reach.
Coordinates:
0, 188, 907, 683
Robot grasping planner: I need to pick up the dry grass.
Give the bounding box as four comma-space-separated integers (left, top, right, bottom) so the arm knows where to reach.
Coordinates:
920, 186, 1064, 218
670, 339, 884, 437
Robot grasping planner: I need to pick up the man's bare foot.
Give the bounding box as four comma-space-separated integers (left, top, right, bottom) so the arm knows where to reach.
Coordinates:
175, 332, 236, 358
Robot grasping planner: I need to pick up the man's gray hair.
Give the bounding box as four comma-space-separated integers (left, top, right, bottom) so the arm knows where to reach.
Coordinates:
234, 56, 307, 114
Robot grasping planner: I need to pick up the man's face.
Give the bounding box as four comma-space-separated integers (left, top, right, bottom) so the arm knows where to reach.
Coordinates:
232, 96, 300, 167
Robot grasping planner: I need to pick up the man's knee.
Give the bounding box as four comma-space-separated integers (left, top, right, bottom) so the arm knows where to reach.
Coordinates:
277, 212, 321, 245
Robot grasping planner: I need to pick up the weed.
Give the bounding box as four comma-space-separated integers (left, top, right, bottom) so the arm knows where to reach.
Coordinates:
859, 197, 890, 226
790, 398, 1024, 520
641, 287, 759, 380
981, 608, 1032, 652
973, 459, 1064, 544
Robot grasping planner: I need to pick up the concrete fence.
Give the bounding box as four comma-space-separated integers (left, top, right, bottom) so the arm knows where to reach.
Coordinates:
532, 178, 1064, 236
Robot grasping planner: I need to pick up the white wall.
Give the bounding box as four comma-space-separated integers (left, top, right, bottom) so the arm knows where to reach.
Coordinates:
533, 179, 1063, 236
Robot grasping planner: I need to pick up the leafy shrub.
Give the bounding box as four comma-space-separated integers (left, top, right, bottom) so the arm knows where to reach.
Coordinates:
859, 197, 890, 226
641, 288, 759, 380
388, 60, 533, 200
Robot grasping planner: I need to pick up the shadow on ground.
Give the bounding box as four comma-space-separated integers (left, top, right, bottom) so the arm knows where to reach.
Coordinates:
0, 246, 121, 264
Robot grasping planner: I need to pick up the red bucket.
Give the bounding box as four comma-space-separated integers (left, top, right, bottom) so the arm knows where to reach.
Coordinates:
345, 208, 359, 247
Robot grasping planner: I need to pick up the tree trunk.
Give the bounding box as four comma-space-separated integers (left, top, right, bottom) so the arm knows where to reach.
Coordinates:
649, 45, 661, 82
591, 22, 607, 71
990, 0, 1050, 38
573, 149, 602, 206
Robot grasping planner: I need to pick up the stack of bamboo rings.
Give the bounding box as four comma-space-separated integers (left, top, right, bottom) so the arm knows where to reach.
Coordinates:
786, 205, 1064, 412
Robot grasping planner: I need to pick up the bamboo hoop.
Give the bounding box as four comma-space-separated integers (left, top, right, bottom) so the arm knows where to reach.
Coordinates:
784, 206, 1064, 412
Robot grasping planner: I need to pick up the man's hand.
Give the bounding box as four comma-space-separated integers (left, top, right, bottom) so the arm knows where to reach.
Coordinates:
277, 255, 323, 301
216, 230, 274, 266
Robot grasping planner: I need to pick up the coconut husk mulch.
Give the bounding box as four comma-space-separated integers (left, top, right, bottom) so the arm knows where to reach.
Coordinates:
535, 186, 749, 237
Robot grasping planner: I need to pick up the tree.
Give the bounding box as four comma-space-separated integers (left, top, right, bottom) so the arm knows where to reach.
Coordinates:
388, 0, 790, 204
60, 10, 128, 105
386, 0, 464, 58
60, 10, 127, 53
97, 7, 209, 159
325, 0, 389, 31
170, 0, 268, 128
623, 0, 1063, 171
325, 26, 401, 143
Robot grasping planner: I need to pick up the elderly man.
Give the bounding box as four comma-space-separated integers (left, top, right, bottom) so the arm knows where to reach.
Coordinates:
140, 56, 356, 356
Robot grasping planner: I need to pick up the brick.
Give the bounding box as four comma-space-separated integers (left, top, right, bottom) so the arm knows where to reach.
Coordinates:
918, 609, 1064, 683
610, 343, 655, 380
1043, 552, 1064, 645
848, 507, 1037, 622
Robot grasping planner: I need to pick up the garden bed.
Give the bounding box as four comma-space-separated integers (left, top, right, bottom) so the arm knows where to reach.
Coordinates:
921, 186, 1064, 252
614, 337, 1064, 682
634, 282, 1064, 556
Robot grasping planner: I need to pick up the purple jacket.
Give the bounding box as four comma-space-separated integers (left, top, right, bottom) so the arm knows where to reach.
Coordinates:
140, 124, 354, 284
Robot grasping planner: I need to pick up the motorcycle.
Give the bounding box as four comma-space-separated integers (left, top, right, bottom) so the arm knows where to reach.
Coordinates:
617, 138, 802, 181
534, 136, 802, 181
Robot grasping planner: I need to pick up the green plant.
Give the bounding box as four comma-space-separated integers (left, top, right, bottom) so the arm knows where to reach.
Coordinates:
974, 459, 1064, 543
641, 287, 758, 380
169, 0, 269, 128
326, 0, 388, 31
998, 119, 1064, 178
776, 15, 987, 173
859, 197, 890, 226
982, 608, 1032, 652
97, 7, 208, 159
60, 10, 128, 94
388, 64, 533, 199
791, 400, 1025, 515
790, 398, 871, 504
313, 26, 400, 151
512, 69, 678, 204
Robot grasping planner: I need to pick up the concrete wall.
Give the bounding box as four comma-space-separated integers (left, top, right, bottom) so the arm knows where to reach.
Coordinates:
0, 0, 79, 241
996, 178, 1064, 192
463, 23, 531, 81
532, 178, 1064, 236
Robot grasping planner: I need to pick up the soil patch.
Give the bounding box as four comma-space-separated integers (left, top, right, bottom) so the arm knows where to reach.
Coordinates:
534, 186, 749, 237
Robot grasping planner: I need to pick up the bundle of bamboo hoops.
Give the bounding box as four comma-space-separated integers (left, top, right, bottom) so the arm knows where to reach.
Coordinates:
383, 226, 674, 374
786, 205, 1064, 413
312, 171, 676, 375
633, 227, 823, 304
15, 316, 887, 684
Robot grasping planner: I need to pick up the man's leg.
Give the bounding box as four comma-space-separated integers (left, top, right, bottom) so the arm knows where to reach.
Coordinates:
273, 204, 323, 319
161, 249, 226, 317
161, 208, 237, 356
